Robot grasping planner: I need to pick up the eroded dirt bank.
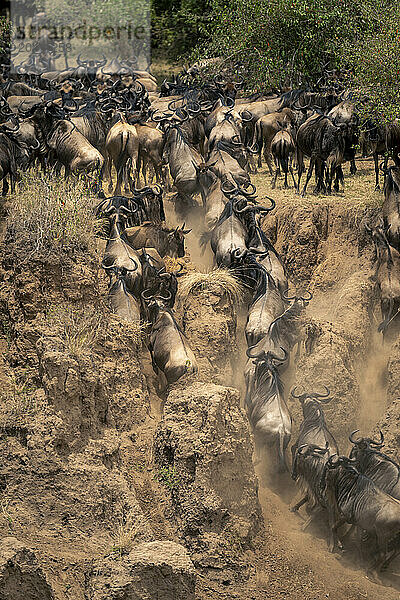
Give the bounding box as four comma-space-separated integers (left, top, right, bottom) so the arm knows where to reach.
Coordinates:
1, 185, 400, 600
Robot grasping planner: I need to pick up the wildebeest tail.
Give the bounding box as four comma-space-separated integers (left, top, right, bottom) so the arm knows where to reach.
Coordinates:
275, 138, 289, 173
116, 130, 130, 181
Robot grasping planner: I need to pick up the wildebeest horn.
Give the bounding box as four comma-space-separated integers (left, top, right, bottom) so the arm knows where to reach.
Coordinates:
29, 138, 40, 150
232, 248, 248, 260
240, 182, 257, 197
291, 386, 305, 399
299, 290, 313, 302
233, 77, 244, 90
327, 454, 339, 467
257, 197, 276, 212
370, 430, 384, 446
246, 344, 262, 359
268, 347, 288, 363
141, 288, 155, 301
231, 134, 243, 146
156, 289, 172, 301
349, 429, 362, 444
168, 98, 184, 112
282, 289, 297, 301
241, 109, 253, 122
364, 222, 373, 234
76, 53, 87, 67
1, 119, 20, 132
151, 183, 163, 196
314, 385, 331, 400
220, 179, 239, 195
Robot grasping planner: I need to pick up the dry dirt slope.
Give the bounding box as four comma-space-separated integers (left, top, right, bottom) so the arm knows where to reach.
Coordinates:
0, 162, 399, 599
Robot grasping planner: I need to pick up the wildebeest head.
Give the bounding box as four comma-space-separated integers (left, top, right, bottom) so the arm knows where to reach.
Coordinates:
141, 287, 172, 323
291, 386, 331, 420
167, 223, 191, 258
348, 429, 384, 459
291, 443, 329, 481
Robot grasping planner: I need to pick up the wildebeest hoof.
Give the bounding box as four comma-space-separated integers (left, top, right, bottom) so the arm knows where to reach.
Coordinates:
375, 185, 381, 191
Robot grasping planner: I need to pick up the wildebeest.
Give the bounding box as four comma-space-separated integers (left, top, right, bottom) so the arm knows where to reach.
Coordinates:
124, 222, 191, 258
252, 108, 295, 172
206, 142, 251, 188
322, 454, 400, 582
290, 388, 339, 519
327, 100, 358, 175
246, 214, 288, 295
367, 224, 400, 337
162, 122, 204, 212
360, 121, 400, 190
297, 113, 353, 196
29, 103, 104, 180
142, 290, 198, 385
200, 193, 263, 268
349, 430, 400, 500
245, 265, 286, 347
270, 127, 297, 189
105, 114, 139, 195
382, 165, 400, 251
107, 266, 141, 323
246, 348, 292, 472
102, 210, 142, 297
135, 123, 167, 186
0, 122, 32, 194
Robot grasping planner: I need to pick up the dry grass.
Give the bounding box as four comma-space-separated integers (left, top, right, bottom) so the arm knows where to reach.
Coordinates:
178, 268, 245, 306
0, 371, 45, 428
45, 303, 146, 357
45, 304, 103, 357
111, 515, 144, 556
7, 172, 99, 258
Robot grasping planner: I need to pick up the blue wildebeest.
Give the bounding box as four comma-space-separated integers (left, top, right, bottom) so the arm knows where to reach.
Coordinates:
246, 348, 292, 472
349, 430, 400, 500
290, 388, 339, 525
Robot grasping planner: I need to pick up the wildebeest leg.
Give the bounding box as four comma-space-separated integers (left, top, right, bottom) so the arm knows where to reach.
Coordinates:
265, 147, 274, 176
314, 160, 326, 194
289, 166, 297, 189
1, 177, 9, 196
283, 158, 289, 188
114, 158, 124, 196
290, 493, 309, 513
104, 155, 113, 194
301, 156, 315, 197
325, 160, 335, 194
333, 166, 343, 192
374, 152, 380, 190
350, 157, 357, 175
271, 162, 280, 189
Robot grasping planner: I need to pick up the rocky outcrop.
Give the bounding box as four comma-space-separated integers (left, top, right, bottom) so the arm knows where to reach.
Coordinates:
88, 541, 196, 600
0, 537, 54, 600
178, 287, 238, 384
154, 382, 263, 586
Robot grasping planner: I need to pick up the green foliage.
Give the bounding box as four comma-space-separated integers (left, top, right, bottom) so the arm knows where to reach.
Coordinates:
343, 6, 400, 124
155, 465, 180, 491
151, 0, 211, 60
0, 16, 11, 60
195, 0, 388, 90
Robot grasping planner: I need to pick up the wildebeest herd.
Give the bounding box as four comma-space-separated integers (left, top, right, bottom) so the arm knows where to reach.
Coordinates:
2, 58, 400, 584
